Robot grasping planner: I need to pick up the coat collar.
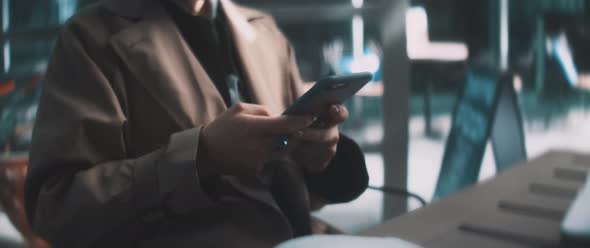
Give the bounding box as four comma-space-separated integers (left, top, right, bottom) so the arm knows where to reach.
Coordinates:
107, 0, 277, 128
102, 0, 259, 42
109, 0, 226, 128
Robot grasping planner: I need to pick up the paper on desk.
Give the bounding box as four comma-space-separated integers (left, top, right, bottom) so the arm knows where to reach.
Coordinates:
276, 235, 423, 248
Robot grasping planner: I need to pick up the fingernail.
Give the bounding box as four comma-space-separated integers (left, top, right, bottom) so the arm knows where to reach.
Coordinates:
330, 105, 340, 113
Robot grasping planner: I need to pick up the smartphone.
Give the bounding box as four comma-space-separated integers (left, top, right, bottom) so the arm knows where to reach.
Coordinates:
283, 72, 373, 116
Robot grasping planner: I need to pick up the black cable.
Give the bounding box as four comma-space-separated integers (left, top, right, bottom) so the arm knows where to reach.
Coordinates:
367, 185, 428, 207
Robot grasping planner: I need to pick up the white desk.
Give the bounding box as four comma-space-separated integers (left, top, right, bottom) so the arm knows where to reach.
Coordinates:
363, 151, 589, 248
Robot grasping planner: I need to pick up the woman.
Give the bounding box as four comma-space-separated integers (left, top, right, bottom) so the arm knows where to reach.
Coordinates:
24, 0, 368, 247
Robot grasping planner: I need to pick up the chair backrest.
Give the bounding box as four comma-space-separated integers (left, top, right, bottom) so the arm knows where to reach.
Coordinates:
490, 76, 528, 171
0, 158, 50, 248
435, 66, 527, 198
435, 66, 501, 198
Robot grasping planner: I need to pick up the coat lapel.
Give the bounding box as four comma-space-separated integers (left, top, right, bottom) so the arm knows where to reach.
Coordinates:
218, 1, 288, 216
221, 0, 284, 114
109, 0, 227, 129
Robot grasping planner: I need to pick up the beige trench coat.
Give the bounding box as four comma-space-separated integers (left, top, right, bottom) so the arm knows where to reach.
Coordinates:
24, 0, 368, 247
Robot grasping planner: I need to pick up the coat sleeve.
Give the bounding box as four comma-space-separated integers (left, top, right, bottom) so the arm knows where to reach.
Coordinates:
24, 26, 214, 247
285, 45, 369, 204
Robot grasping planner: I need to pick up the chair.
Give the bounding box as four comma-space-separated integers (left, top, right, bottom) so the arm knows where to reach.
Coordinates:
0, 157, 50, 248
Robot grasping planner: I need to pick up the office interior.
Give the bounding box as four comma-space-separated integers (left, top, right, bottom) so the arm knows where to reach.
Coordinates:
0, 0, 588, 247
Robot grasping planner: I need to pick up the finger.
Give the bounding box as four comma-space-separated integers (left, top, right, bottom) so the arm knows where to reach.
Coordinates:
231, 103, 272, 116
296, 126, 339, 144
270, 145, 292, 161
293, 142, 337, 174
245, 115, 316, 134
324, 104, 349, 127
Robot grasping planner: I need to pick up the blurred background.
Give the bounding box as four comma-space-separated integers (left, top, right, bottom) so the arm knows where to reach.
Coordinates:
0, 0, 589, 246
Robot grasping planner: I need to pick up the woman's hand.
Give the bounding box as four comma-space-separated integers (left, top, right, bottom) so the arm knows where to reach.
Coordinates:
200, 103, 315, 177
291, 104, 349, 174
